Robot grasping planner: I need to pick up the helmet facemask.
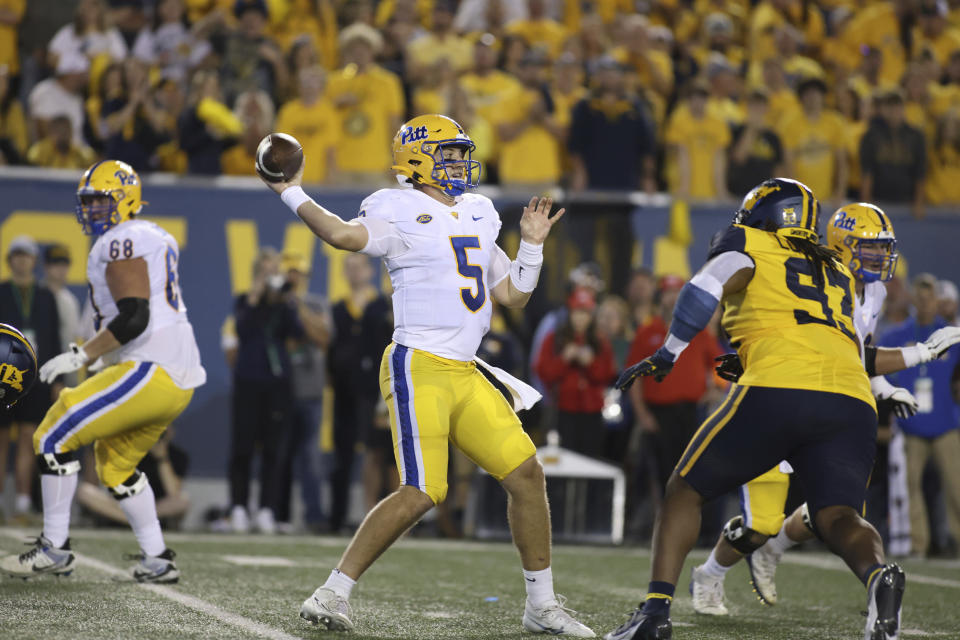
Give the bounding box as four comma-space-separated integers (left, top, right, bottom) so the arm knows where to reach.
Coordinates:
76, 189, 122, 235
848, 236, 898, 283
423, 139, 481, 196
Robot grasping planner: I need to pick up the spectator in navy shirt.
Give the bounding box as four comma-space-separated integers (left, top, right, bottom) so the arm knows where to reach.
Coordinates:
880, 273, 960, 556
567, 57, 656, 192
226, 247, 304, 534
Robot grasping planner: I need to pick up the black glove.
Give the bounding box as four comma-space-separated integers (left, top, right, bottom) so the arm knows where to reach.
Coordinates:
714, 353, 743, 383
615, 347, 675, 390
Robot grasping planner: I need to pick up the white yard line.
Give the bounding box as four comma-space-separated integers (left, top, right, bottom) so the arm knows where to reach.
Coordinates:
0, 530, 301, 640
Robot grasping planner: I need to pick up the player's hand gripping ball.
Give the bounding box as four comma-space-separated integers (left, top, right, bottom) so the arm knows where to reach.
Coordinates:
255, 133, 304, 183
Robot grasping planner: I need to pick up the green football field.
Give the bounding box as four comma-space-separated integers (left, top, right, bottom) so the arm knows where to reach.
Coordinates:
1, 526, 957, 640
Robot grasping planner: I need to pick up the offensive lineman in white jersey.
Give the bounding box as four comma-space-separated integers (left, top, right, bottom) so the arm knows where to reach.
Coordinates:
689, 203, 960, 620
0, 160, 206, 583
262, 114, 595, 636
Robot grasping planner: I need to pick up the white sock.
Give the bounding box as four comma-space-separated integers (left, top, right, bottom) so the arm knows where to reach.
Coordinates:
15, 493, 32, 514
765, 527, 797, 555
700, 548, 732, 578
41, 474, 78, 548
323, 568, 357, 600
523, 567, 557, 608
118, 482, 166, 556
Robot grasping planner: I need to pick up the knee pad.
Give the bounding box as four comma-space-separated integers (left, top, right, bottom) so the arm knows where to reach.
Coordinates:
37, 452, 80, 476
109, 470, 149, 500
722, 515, 769, 554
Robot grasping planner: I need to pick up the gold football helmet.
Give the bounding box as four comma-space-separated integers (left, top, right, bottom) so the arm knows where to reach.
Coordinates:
826, 203, 898, 283
75, 160, 144, 235
392, 114, 481, 196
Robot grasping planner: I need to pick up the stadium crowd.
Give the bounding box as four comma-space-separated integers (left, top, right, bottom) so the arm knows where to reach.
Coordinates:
4, 0, 960, 214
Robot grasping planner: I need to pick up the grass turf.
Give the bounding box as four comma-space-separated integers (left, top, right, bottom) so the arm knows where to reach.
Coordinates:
1, 527, 956, 640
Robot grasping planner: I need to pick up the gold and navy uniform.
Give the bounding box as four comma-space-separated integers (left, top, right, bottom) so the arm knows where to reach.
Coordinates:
675, 224, 878, 517
719, 224, 873, 409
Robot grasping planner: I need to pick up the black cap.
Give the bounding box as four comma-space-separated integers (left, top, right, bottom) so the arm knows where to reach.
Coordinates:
234, 0, 268, 18
44, 244, 71, 265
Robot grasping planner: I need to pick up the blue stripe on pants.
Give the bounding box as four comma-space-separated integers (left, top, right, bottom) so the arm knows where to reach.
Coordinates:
391, 345, 419, 488
43, 362, 153, 454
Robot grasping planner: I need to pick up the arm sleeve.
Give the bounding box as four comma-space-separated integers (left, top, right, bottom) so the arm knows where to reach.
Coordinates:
356, 191, 410, 259
489, 245, 511, 288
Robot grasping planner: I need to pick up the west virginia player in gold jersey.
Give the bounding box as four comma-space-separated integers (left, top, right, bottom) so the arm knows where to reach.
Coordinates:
688, 203, 960, 618
603, 179, 906, 640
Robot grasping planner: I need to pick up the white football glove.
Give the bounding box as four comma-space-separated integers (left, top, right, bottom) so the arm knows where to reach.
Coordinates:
39, 343, 89, 384
877, 386, 920, 419
922, 326, 960, 361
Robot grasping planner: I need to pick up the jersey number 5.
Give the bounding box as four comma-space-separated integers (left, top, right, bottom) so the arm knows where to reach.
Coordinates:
450, 236, 486, 312
784, 257, 856, 342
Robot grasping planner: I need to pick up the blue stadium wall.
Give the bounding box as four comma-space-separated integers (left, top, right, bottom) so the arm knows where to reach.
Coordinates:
2, 169, 959, 475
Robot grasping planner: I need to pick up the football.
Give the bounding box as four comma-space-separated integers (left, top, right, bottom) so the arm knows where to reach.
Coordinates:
255, 133, 304, 183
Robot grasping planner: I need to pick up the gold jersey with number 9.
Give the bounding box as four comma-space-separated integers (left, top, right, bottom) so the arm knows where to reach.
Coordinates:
718, 224, 875, 409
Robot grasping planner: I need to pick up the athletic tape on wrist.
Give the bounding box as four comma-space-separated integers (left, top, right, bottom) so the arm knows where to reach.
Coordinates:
280, 186, 312, 214
510, 240, 544, 293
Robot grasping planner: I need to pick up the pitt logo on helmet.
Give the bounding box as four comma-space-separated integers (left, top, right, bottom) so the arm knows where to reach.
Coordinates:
76, 160, 145, 235
827, 203, 898, 283
392, 114, 482, 197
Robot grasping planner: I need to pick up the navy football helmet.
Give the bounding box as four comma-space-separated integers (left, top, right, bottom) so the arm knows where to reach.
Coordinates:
733, 178, 821, 243
0, 324, 38, 410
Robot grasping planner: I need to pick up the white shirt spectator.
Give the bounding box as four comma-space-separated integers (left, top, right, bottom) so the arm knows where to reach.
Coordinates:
48, 23, 127, 65
28, 57, 88, 145
132, 22, 212, 83
453, 0, 527, 33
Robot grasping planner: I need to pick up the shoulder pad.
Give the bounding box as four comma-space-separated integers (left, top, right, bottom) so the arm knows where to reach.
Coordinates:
707, 225, 748, 260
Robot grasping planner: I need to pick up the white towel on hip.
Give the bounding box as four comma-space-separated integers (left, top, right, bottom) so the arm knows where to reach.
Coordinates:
474, 357, 542, 411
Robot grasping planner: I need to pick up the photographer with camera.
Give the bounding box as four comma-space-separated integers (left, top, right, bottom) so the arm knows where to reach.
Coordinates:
226, 247, 305, 534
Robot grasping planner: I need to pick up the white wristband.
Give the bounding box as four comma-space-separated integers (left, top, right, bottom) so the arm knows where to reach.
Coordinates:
510, 240, 544, 293
280, 185, 312, 214
901, 343, 931, 368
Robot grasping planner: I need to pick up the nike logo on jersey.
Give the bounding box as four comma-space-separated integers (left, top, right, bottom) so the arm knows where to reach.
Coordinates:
472, 216, 483, 221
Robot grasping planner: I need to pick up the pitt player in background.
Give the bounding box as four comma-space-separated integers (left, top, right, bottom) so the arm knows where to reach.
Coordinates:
262, 114, 595, 637
606, 180, 906, 640
688, 203, 960, 617
0, 160, 205, 583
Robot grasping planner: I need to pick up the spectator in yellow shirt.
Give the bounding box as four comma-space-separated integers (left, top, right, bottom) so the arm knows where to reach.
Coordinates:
611, 15, 673, 97
690, 13, 746, 73
275, 66, 340, 184
759, 58, 800, 128
842, 0, 913, 88
927, 110, 960, 204
0, 0, 25, 76
459, 34, 523, 169
505, 0, 568, 59
406, 0, 473, 82
326, 23, 405, 182
221, 89, 275, 176
778, 76, 848, 204
664, 80, 732, 200
914, 0, 960, 67
496, 49, 564, 187
705, 53, 744, 125
26, 116, 96, 169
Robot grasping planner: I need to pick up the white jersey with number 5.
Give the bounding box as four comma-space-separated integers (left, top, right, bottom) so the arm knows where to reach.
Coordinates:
87, 219, 206, 389
357, 188, 512, 361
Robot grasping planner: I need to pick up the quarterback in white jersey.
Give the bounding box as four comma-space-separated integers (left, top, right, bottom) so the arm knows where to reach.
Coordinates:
688, 202, 960, 618
264, 114, 595, 637
0, 160, 205, 585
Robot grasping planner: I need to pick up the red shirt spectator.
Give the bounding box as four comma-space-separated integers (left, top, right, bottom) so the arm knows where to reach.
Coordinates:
535, 289, 616, 413
627, 314, 723, 406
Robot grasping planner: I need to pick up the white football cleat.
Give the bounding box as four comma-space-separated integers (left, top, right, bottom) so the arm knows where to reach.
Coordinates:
300, 587, 354, 631
522, 595, 596, 637
230, 505, 250, 533
129, 548, 180, 584
0, 535, 76, 579
255, 507, 276, 535
746, 542, 781, 605
690, 565, 729, 616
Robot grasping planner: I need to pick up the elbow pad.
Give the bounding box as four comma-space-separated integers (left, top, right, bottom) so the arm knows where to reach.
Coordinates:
669, 282, 720, 344
863, 346, 877, 377
107, 297, 150, 344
